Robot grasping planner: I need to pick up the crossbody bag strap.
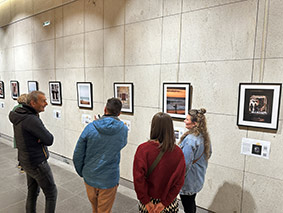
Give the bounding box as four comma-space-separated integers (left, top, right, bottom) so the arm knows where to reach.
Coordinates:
146, 150, 165, 178
192, 150, 204, 164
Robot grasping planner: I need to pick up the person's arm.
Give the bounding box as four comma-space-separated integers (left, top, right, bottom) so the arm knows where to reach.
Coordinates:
73, 125, 89, 177
121, 125, 128, 149
25, 116, 53, 146
182, 136, 196, 173
133, 146, 151, 206
162, 150, 186, 207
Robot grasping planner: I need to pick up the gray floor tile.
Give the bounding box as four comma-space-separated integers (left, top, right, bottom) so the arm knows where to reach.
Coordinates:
56, 196, 92, 213
0, 200, 44, 213
60, 176, 86, 195
112, 192, 138, 213
0, 188, 26, 210
50, 165, 78, 186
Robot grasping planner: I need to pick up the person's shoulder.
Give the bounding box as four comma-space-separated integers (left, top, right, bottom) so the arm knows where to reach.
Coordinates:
135, 141, 152, 157
181, 134, 199, 148
174, 145, 185, 154
137, 141, 152, 150
184, 134, 199, 142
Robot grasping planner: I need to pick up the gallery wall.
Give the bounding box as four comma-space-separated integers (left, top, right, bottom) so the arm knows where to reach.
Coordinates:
1, 0, 283, 212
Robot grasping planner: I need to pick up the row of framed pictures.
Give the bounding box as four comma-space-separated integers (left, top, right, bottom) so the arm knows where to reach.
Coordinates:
0, 80, 39, 99
163, 83, 282, 130
0, 80, 282, 130
0, 80, 134, 111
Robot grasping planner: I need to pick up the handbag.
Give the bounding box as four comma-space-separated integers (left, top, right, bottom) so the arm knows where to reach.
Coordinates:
145, 150, 165, 178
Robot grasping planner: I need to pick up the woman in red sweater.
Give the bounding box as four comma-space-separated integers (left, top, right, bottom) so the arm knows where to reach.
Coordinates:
133, 112, 186, 213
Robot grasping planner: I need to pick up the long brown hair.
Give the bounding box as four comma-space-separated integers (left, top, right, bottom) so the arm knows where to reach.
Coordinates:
179, 108, 211, 160
150, 112, 175, 152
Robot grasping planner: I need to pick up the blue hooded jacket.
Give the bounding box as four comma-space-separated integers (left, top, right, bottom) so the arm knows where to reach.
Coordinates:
73, 116, 128, 189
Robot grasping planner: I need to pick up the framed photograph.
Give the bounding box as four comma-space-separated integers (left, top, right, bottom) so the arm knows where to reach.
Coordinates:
163, 83, 191, 119
49, 81, 62, 105
77, 82, 93, 109
237, 83, 282, 130
0, 81, 4, 99
28, 81, 38, 93
10, 80, 20, 100
114, 83, 134, 113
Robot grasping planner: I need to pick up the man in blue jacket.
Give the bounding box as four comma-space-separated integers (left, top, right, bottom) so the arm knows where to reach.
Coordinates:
73, 98, 128, 213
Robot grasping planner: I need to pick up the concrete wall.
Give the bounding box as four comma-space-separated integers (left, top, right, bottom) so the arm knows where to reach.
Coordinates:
1, 0, 283, 212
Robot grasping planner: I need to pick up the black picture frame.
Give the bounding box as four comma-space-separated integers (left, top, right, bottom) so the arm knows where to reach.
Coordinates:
28, 81, 38, 93
114, 83, 134, 113
49, 81, 62, 105
76, 82, 93, 109
237, 83, 282, 130
10, 80, 20, 100
162, 83, 191, 119
0, 81, 4, 99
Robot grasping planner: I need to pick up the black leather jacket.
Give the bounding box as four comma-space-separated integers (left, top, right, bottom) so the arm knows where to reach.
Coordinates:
9, 104, 53, 167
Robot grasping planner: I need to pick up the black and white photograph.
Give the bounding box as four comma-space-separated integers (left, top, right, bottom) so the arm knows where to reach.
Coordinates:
237, 83, 282, 130
49, 81, 62, 105
114, 83, 134, 113
10, 80, 20, 100
77, 82, 93, 109
28, 81, 38, 93
163, 83, 191, 119
0, 81, 4, 99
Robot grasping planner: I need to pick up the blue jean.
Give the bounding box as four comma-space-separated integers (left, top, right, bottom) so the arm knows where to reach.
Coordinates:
23, 161, 57, 213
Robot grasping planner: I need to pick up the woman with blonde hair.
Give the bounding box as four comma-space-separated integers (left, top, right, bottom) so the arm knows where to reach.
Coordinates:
133, 112, 186, 213
12, 93, 28, 172
179, 108, 212, 213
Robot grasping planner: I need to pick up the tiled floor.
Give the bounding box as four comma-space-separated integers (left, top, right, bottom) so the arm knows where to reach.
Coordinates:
0, 138, 209, 213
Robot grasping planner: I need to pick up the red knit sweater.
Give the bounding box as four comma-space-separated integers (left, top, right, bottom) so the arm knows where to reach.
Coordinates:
133, 141, 185, 207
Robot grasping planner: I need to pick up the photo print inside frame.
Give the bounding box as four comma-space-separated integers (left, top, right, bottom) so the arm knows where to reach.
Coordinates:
0, 81, 4, 99
49, 81, 62, 105
10, 80, 20, 100
237, 83, 282, 130
114, 83, 134, 113
244, 89, 274, 123
28, 81, 38, 93
77, 82, 93, 109
163, 83, 191, 119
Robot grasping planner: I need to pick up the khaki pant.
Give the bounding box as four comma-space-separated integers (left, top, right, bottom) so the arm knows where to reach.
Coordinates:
84, 182, 118, 213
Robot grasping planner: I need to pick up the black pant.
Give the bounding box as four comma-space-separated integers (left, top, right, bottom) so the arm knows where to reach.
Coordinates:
180, 194, 197, 213
23, 161, 57, 213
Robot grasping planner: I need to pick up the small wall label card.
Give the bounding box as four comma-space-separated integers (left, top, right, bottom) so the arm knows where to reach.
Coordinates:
121, 119, 131, 132
82, 114, 92, 125
53, 109, 62, 119
174, 127, 186, 143
241, 137, 270, 159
